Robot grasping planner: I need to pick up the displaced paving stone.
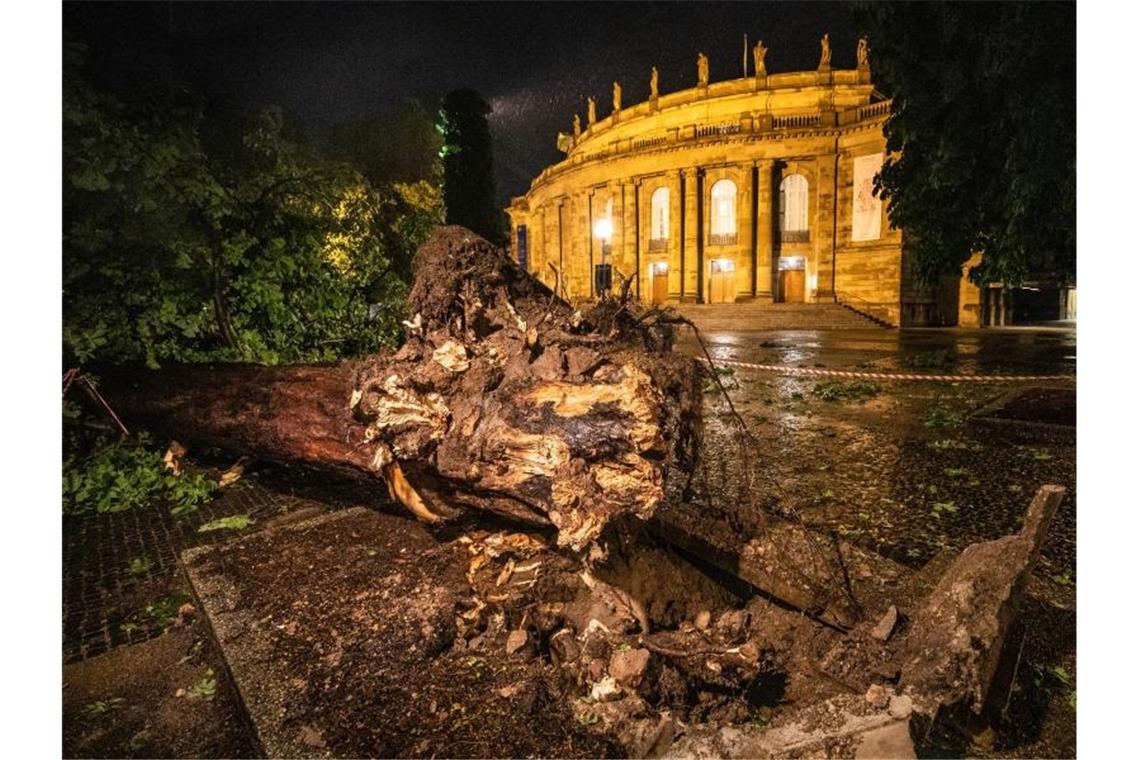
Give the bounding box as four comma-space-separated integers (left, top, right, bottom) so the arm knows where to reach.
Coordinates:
715, 609, 750, 641
888, 695, 913, 720
505, 628, 529, 655
853, 720, 916, 759
871, 605, 899, 641
609, 647, 651, 688
864, 683, 890, 709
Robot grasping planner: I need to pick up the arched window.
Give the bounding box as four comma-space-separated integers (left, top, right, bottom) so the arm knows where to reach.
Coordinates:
650, 187, 669, 250
780, 174, 809, 242
709, 179, 737, 245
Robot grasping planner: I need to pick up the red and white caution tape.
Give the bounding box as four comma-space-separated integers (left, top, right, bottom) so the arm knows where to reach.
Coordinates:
702, 357, 1074, 383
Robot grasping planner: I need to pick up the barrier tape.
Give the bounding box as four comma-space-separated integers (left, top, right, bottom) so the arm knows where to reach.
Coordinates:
702, 357, 1074, 383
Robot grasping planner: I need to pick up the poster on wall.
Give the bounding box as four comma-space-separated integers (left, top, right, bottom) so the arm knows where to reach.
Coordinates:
852, 152, 883, 242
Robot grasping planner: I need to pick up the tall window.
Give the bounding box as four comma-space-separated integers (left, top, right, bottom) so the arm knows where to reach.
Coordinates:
780, 174, 809, 242
650, 187, 669, 250
709, 179, 737, 245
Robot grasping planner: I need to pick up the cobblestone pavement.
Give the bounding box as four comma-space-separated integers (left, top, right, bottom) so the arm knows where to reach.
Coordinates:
62, 464, 379, 663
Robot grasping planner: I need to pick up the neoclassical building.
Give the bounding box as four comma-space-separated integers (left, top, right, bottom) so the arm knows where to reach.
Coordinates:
507, 41, 964, 327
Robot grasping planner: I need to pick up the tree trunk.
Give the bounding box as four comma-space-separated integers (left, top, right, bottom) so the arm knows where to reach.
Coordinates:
103, 226, 701, 551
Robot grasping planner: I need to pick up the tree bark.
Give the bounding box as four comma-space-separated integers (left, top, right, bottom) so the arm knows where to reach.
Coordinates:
103, 226, 701, 550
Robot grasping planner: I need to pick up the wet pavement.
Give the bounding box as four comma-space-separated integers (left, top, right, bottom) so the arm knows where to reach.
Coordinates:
677, 326, 1076, 758
687, 326, 1076, 376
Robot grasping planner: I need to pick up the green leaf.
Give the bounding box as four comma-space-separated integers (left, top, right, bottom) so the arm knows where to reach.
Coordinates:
198, 514, 255, 533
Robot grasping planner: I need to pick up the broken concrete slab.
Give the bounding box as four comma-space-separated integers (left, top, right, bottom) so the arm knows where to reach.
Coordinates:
666, 693, 916, 759
899, 484, 1066, 717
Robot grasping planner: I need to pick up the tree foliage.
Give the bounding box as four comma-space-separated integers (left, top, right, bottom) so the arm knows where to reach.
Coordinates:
438, 89, 505, 244
849, 1, 1075, 286
63, 47, 442, 368
326, 100, 443, 187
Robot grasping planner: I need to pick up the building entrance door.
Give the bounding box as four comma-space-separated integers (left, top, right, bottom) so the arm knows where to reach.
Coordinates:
777, 257, 806, 303
779, 269, 805, 302
651, 265, 668, 304
707, 259, 736, 304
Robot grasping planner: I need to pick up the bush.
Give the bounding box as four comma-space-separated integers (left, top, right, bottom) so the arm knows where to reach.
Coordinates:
63, 435, 217, 516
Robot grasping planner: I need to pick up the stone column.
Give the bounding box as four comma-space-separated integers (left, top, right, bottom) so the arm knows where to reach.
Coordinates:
670, 170, 684, 299
682, 167, 700, 302
755, 159, 775, 301
622, 180, 639, 298
570, 192, 589, 298
556, 199, 565, 296
532, 207, 544, 282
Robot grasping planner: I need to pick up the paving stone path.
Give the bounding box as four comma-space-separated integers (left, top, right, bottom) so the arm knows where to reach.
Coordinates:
62, 470, 348, 662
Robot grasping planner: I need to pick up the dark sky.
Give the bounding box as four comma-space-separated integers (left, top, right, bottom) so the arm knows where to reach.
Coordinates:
64, 1, 857, 203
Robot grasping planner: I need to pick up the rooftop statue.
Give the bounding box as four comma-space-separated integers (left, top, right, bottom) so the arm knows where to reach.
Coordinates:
697, 52, 709, 87
613, 81, 622, 113
650, 66, 659, 100
752, 40, 768, 78
819, 33, 832, 69
573, 113, 581, 137
857, 37, 870, 69
587, 96, 596, 125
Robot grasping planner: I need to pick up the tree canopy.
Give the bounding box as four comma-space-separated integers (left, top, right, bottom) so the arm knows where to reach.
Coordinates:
63, 46, 442, 368
438, 89, 505, 244
850, 1, 1076, 286
325, 100, 443, 188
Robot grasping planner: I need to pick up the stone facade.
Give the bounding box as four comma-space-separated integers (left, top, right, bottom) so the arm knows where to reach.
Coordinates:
507, 62, 960, 327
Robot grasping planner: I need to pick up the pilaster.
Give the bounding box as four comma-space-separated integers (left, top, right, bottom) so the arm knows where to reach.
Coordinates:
682, 167, 700, 302
755, 160, 776, 301
736, 163, 755, 301
669, 170, 683, 299
815, 156, 837, 301
622, 180, 639, 296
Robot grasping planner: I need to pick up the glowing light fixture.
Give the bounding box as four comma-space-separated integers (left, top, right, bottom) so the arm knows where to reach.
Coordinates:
593, 218, 613, 241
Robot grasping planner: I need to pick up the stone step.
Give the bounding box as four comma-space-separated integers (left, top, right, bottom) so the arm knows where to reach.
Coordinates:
674, 302, 889, 331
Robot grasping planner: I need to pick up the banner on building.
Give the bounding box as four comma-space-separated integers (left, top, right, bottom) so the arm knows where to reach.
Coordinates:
852, 153, 883, 242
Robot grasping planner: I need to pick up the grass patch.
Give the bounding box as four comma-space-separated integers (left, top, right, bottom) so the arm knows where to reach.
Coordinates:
812, 380, 881, 402
702, 367, 738, 393
127, 557, 152, 576
930, 500, 958, 518
185, 669, 217, 701
922, 404, 964, 429
82, 698, 126, 719
903, 349, 956, 370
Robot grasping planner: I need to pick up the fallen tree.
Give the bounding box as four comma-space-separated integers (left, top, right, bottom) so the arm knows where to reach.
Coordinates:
102, 226, 700, 550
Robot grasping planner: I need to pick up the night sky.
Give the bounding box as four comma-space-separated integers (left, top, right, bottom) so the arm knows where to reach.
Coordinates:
64, 1, 857, 203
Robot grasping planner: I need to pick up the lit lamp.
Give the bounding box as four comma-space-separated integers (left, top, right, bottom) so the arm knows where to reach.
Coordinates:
593, 218, 614, 294
594, 218, 613, 254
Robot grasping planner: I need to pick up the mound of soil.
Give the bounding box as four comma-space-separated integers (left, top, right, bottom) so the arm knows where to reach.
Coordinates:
183, 508, 616, 758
